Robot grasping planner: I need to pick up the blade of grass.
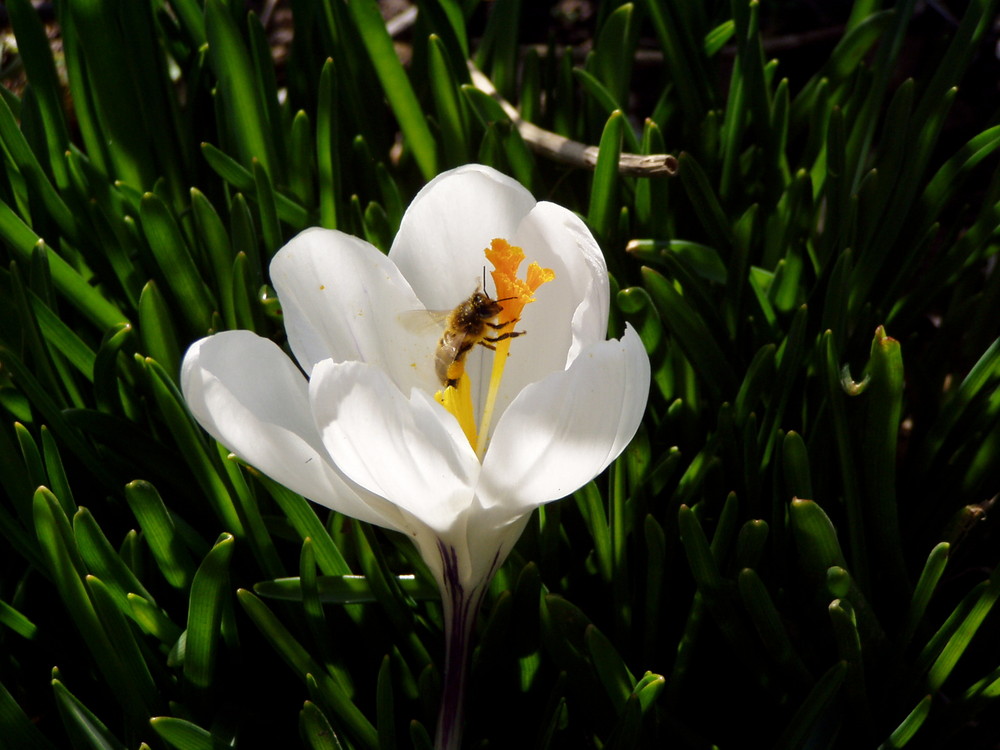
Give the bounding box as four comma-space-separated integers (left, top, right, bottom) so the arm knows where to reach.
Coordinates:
191, 189, 236, 329
775, 661, 847, 750
899, 542, 949, 650
142, 356, 244, 535
138, 281, 182, 380
820, 330, 867, 586
0, 96, 78, 241
641, 266, 738, 401
74, 507, 155, 607
184, 533, 235, 690
427, 34, 471, 168
877, 696, 933, 750
150, 717, 222, 750
140, 193, 215, 335
0, 211, 124, 329
237, 589, 378, 748
252, 159, 282, 255
2, 346, 113, 488
124, 479, 197, 590
588, 110, 625, 240
640, 0, 709, 130
204, 0, 277, 176
0, 678, 58, 750
64, 0, 155, 189
345, 0, 437, 179
51, 677, 127, 750
587, 3, 637, 109
927, 561, 1000, 691
737, 567, 812, 686
200, 143, 311, 228
5, 0, 71, 188
861, 326, 908, 600
474, 0, 522, 100
316, 59, 340, 229
86, 574, 162, 718
301, 701, 347, 750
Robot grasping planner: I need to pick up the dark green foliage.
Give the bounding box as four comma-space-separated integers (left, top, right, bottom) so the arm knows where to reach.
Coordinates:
2, 0, 1000, 748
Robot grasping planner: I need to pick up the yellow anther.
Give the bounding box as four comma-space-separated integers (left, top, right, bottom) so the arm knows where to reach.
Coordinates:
435, 238, 554, 458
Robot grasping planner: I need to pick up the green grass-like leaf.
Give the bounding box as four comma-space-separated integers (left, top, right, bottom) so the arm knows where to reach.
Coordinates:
3, 2, 1000, 747
345, 0, 438, 179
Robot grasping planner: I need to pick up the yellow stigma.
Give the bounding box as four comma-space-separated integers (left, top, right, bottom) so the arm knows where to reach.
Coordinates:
434, 238, 555, 458
487, 238, 556, 327
436, 371, 477, 448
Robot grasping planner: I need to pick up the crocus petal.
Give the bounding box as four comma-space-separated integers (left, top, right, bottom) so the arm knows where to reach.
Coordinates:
310, 359, 481, 535
423, 512, 532, 595
511, 202, 610, 362
463, 507, 531, 580
180, 331, 404, 530
270, 227, 440, 394
389, 166, 611, 429
390, 165, 536, 310
486, 201, 611, 423
478, 325, 650, 514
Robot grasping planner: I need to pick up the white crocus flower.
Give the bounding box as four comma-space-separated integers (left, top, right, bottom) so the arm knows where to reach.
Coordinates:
181, 164, 650, 749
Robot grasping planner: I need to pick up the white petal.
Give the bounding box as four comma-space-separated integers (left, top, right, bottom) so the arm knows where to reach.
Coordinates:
411, 511, 532, 594
390, 165, 536, 310
180, 331, 404, 529
269, 228, 440, 394
478, 325, 650, 513
513, 202, 610, 362
391, 167, 612, 435
485, 202, 611, 426
310, 359, 481, 534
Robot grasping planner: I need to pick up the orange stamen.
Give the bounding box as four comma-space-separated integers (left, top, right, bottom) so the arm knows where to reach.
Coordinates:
474, 239, 555, 458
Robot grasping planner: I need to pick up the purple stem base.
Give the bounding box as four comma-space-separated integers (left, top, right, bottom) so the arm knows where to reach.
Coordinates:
433, 542, 498, 750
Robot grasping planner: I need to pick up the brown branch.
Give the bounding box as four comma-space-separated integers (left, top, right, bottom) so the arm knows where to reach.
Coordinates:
467, 61, 678, 178
382, 5, 678, 177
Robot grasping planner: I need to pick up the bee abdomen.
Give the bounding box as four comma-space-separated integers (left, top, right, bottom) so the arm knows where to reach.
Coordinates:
436, 331, 476, 387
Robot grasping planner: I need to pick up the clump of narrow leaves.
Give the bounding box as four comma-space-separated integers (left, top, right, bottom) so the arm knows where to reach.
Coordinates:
2, 1, 1000, 748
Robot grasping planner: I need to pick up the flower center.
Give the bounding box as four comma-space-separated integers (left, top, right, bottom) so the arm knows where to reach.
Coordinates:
435, 238, 555, 458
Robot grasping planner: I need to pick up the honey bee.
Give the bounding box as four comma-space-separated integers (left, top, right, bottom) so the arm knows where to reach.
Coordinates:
435, 287, 524, 388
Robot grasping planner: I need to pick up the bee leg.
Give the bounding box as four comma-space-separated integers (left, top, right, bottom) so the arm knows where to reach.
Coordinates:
487, 318, 520, 331
483, 330, 524, 345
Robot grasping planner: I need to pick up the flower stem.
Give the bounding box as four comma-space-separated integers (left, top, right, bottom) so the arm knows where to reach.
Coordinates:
434, 545, 487, 750
435, 599, 474, 750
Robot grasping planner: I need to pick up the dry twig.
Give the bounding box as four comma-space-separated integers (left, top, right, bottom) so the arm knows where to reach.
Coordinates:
382, 4, 677, 177
468, 61, 678, 177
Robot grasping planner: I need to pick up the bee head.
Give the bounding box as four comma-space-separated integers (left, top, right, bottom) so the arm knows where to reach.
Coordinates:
469, 291, 502, 318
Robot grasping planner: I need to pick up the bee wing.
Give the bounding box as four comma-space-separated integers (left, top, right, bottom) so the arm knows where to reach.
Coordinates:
398, 308, 450, 333
434, 325, 472, 385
